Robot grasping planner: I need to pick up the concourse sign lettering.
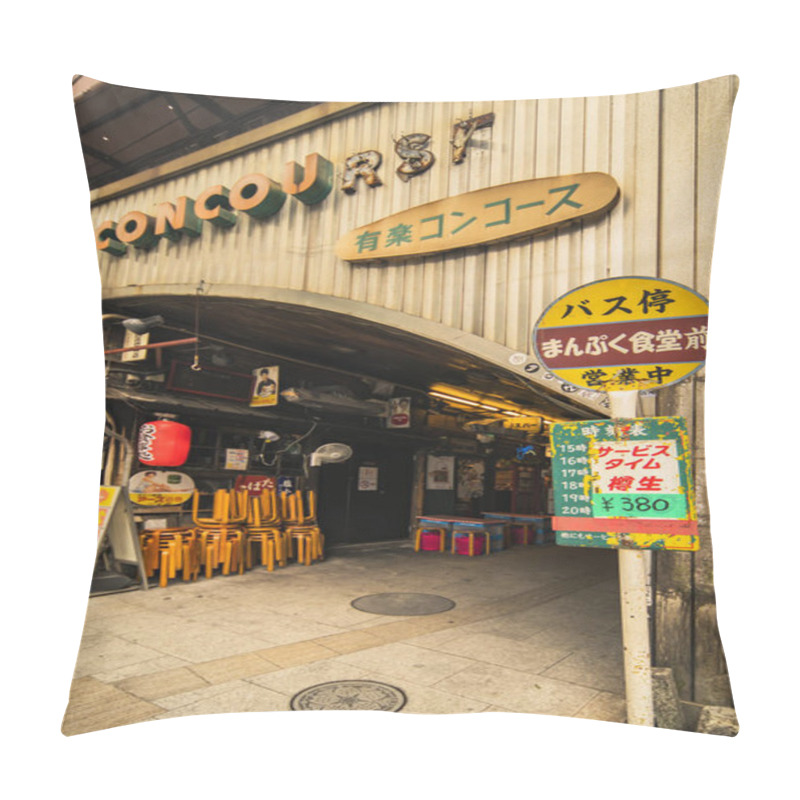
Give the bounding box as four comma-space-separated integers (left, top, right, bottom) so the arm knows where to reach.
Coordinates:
533, 276, 708, 392
550, 416, 698, 551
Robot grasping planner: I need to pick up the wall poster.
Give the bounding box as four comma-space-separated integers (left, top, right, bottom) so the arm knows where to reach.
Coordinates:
387, 397, 411, 428
426, 455, 455, 490
250, 366, 280, 407
457, 459, 485, 502
358, 466, 379, 491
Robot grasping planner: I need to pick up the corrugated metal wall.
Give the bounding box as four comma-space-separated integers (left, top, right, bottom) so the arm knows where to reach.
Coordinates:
94, 76, 737, 361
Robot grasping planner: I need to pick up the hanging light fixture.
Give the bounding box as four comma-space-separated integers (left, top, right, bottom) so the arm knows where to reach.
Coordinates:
428, 383, 564, 424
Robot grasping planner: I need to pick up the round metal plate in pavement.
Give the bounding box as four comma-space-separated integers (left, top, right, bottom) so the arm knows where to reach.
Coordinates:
290, 680, 407, 711
350, 592, 455, 616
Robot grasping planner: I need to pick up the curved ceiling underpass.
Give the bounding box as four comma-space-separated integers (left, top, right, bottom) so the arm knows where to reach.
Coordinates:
102, 294, 604, 426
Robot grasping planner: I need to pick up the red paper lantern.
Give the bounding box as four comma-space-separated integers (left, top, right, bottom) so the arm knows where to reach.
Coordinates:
137, 420, 192, 466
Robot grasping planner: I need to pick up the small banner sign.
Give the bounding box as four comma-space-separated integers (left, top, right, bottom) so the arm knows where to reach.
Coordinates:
120, 329, 149, 362
387, 397, 411, 428
550, 416, 698, 551
337, 173, 619, 262
277, 476, 296, 494
225, 449, 250, 470
234, 475, 277, 496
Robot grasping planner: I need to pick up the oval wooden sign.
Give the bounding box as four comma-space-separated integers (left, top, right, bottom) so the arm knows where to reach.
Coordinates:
336, 172, 619, 263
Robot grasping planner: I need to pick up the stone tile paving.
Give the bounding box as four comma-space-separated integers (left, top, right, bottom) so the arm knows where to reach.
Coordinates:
62, 541, 627, 735
431, 663, 599, 717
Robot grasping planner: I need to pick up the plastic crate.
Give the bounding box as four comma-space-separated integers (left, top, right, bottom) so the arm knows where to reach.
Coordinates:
511, 525, 532, 545
420, 530, 446, 551
453, 533, 486, 555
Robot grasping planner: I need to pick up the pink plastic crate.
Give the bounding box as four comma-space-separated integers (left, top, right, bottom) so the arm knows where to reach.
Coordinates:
512, 525, 532, 545
454, 534, 485, 555
420, 530, 444, 551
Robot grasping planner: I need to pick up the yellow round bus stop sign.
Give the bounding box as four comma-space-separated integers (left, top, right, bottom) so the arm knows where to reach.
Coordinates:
533, 277, 708, 392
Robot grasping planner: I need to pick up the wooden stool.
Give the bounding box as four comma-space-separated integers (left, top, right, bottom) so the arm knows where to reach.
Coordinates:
245, 493, 287, 571
139, 527, 200, 587
282, 491, 324, 565
192, 490, 247, 578
285, 524, 323, 565
246, 532, 277, 571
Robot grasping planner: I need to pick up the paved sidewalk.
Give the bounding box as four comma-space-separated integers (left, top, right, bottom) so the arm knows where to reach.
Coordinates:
62, 540, 626, 735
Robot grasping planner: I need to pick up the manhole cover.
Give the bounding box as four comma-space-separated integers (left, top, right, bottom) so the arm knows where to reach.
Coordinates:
351, 592, 455, 616
290, 680, 407, 711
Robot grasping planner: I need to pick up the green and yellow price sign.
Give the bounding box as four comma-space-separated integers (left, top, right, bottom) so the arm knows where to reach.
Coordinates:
550, 416, 698, 551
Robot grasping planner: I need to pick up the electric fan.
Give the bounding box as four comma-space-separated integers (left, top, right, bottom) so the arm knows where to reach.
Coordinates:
309, 443, 353, 467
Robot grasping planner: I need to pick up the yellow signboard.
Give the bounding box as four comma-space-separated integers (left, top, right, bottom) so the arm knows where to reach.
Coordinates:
337, 173, 619, 262
502, 416, 544, 433
534, 277, 708, 392
98, 485, 121, 543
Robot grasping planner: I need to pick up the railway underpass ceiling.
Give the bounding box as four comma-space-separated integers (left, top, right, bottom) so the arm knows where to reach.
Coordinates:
73, 77, 319, 190
102, 295, 597, 424
81, 80, 600, 426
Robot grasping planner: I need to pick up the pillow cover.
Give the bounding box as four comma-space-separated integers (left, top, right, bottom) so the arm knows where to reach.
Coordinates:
64, 75, 738, 737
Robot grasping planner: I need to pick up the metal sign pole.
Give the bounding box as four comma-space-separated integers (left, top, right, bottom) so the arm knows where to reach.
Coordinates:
533, 276, 707, 728
607, 389, 654, 726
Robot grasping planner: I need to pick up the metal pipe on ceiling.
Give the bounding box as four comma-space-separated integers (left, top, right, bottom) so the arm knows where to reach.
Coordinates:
105, 306, 592, 420
103, 337, 199, 355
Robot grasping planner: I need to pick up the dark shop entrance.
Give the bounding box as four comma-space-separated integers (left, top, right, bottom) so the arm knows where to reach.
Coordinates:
316, 440, 416, 545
